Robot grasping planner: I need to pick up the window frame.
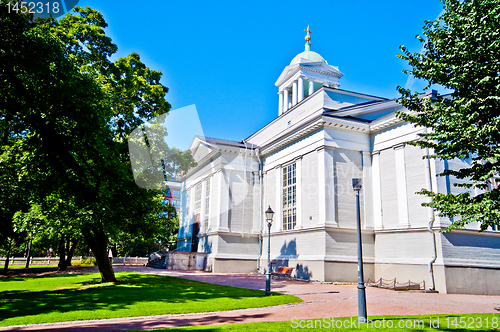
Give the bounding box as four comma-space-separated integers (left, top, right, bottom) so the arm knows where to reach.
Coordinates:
282, 163, 297, 231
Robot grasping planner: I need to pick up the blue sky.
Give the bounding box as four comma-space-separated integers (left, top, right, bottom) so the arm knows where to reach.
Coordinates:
80, 0, 446, 149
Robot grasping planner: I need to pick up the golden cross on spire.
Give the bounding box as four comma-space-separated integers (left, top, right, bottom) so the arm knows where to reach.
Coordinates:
304, 25, 311, 42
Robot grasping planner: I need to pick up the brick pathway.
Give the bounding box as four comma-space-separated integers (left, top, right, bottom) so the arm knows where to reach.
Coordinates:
4, 266, 500, 331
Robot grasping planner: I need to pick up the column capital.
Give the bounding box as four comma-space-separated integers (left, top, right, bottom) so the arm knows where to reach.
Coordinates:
316, 146, 335, 153
393, 143, 405, 150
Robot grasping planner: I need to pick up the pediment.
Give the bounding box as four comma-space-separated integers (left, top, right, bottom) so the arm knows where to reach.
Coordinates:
275, 62, 343, 87
189, 136, 215, 162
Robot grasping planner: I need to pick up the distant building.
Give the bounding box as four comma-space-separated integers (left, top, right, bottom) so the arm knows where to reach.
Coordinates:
176, 30, 500, 295
164, 179, 181, 213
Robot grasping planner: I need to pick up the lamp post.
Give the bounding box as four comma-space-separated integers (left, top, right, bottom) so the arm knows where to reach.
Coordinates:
352, 178, 367, 323
264, 206, 274, 296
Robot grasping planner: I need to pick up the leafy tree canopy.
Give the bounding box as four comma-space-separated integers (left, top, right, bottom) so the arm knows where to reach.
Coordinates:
397, 0, 500, 231
0, 3, 193, 280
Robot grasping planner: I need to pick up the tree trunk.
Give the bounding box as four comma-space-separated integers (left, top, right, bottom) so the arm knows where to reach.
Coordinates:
64, 238, 79, 267
3, 238, 12, 274
25, 238, 32, 268
82, 226, 116, 282
58, 237, 67, 271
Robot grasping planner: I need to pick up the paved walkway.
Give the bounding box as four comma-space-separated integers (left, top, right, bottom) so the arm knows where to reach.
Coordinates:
5, 266, 500, 331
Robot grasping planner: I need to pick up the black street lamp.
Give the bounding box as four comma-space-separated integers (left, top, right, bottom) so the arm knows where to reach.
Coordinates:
352, 178, 367, 323
264, 206, 274, 296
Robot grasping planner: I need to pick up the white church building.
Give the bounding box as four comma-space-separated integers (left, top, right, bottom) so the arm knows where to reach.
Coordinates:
176, 30, 500, 295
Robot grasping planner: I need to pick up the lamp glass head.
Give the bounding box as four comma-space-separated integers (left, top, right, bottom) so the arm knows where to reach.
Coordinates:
352, 178, 362, 191
265, 206, 274, 222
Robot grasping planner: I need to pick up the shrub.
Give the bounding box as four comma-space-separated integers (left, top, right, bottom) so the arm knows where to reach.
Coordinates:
73, 258, 97, 266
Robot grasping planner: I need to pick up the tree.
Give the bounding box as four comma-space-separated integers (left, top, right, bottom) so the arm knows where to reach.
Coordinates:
0, 3, 178, 281
13, 195, 84, 271
397, 0, 500, 231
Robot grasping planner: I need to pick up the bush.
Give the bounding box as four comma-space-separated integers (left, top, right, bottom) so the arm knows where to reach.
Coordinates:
73, 258, 97, 266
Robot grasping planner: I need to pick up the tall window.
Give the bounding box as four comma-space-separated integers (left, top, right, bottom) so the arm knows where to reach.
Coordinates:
283, 163, 296, 230
204, 179, 210, 230
194, 184, 202, 212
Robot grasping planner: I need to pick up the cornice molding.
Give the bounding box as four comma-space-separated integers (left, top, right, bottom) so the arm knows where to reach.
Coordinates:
260, 119, 325, 156
260, 114, 371, 157
299, 65, 342, 79
370, 116, 405, 132
180, 144, 259, 182
179, 148, 221, 182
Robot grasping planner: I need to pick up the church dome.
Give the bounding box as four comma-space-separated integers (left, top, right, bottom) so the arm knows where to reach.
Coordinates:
290, 26, 328, 65
290, 50, 328, 65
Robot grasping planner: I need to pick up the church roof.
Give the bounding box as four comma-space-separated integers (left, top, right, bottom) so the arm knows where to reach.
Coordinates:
194, 136, 258, 149
323, 113, 372, 124
336, 98, 391, 111
290, 50, 327, 65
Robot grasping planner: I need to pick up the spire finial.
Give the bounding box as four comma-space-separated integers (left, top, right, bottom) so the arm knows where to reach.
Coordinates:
304, 25, 311, 51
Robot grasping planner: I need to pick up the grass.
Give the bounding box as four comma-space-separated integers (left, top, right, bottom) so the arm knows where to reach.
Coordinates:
0, 272, 301, 327
131, 314, 500, 331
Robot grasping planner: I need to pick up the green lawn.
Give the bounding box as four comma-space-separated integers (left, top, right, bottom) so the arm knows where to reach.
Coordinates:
0, 272, 301, 327
134, 314, 500, 331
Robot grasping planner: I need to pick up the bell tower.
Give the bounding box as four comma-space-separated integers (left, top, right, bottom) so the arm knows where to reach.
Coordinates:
275, 26, 344, 115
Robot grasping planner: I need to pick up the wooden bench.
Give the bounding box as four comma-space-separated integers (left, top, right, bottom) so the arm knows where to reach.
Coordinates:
270, 266, 294, 279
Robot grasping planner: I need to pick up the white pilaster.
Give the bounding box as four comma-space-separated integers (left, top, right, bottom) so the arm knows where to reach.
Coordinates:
296, 157, 303, 229
362, 151, 373, 229
372, 151, 383, 230
318, 147, 337, 227
200, 180, 207, 234
262, 170, 267, 234
188, 186, 195, 241
252, 171, 261, 233
283, 88, 289, 112
292, 81, 298, 106
214, 171, 221, 231
207, 176, 213, 232
394, 145, 410, 227
278, 90, 284, 115
219, 170, 230, 231
298, 77, 304, 102
308, 79, 314, 96
275, 167, 282, 232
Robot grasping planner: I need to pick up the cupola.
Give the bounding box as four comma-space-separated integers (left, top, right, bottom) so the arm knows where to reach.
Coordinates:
275, 26, 344, 115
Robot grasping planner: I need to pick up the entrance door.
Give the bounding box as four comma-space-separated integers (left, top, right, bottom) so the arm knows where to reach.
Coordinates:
191, 217, 200, 252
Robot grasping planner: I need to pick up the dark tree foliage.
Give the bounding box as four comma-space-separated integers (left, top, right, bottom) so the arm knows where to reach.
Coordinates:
0, 2, 189, 280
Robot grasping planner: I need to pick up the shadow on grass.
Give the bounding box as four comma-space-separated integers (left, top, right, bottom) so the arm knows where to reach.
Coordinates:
0, 273, 293, 324
120, 315, 500, 332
